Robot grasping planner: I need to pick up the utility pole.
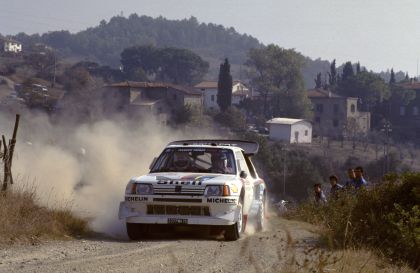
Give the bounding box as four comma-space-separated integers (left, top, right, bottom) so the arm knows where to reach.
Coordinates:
282, 147, 288, 197
381, 120, 392, 175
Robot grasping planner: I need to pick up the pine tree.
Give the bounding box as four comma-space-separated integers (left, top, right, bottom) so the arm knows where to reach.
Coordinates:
356, 62, 361, 74
389, 69, 396, 85
217, 58, 233, 112
314, 72, 322, 89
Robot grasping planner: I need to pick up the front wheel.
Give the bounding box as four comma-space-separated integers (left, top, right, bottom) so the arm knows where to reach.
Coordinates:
126, 223, 149, 240
224, 201, 244, 241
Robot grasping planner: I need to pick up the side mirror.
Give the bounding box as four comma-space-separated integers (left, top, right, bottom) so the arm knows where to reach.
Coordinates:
240, 170, 248, 179
149, 157, 157, 170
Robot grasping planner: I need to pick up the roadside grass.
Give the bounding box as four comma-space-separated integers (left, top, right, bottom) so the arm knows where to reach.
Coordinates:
0, 184, 90, 245
281, 247, 416, 273
285, 172, 420, 270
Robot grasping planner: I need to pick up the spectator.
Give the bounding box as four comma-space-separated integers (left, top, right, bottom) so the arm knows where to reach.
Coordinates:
313, 183, 327, 204
344, 168, 356, 189
329, 175, 343, 199
353, 166, 368, 189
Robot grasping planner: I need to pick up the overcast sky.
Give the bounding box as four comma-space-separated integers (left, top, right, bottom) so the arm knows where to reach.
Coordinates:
1, 0, 419, 75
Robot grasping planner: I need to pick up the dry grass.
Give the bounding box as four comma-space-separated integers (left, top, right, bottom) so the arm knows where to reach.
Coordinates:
281, 247, 416, 273
0, 184, 89, 245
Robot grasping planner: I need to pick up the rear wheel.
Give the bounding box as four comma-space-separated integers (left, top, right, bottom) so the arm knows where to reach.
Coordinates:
126, 223, 149, 240
224, 201, 244, 241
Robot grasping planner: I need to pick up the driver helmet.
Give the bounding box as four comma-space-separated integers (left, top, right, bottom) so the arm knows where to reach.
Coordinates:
211, 151, 228, 170
173, 151, 191, 170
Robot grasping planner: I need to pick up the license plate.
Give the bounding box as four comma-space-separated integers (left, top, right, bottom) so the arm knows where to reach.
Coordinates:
167, 218, 188, 224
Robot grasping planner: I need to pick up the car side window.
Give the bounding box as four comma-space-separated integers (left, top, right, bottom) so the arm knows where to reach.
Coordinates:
243, 153, 257, 179
235, 151, 250, 175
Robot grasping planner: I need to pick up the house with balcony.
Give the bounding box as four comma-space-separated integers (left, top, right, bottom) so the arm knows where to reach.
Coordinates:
0, 37, 22, 53
194, 80, 250, 111
307, 89, 370, 139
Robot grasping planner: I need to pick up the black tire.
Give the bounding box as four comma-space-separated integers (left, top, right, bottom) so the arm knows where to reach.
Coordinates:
224, 201, 244, 241
126, 223, 148, 240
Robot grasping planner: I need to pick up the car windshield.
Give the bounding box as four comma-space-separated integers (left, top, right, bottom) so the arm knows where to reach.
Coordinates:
151, 147, 236, 175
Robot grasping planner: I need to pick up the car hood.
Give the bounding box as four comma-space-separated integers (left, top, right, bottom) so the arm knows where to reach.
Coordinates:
130, 172, 237, 185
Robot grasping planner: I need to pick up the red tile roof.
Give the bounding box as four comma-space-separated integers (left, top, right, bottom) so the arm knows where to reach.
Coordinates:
107, 81, 202, 96
398, 82, 420, 90
307, 89, 344, 98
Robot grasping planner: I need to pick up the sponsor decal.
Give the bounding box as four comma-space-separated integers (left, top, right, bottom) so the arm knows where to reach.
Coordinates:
207, 198, 237, 204
156, 175, 217, 185
125, 196, 148, 202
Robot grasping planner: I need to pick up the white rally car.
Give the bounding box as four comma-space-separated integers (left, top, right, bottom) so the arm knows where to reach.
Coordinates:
118, 140, 267, 241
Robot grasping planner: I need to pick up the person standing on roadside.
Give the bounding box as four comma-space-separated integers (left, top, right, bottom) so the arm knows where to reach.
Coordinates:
329, 175, 343, 199
313, 183, 327, 204
344, 168, 356, 189
353, 166, 368, 189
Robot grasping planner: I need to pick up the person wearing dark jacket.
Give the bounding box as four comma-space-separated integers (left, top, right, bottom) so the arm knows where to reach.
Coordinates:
329, 175, 343, 199
314, 183, 327, 204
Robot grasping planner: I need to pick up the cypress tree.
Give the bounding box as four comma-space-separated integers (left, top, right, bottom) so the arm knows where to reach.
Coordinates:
217, 58, 233, 111
314, 72, 322, 89
328, 59, 337, 86
389, 69, 396, 84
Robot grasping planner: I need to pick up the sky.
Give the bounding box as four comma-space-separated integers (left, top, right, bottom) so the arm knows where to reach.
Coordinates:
1, 0, 420, 75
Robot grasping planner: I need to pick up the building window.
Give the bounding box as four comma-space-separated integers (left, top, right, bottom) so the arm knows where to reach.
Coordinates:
333, 104, 339, 114
315, 117, 321, 123
316, 104, 323, 113
351, 104, 355, 113
304, 130, 308, 136
211, 95, 215, 102
333, 120, 339, 127
413, 106, 419, 116
400, 106, 406, 116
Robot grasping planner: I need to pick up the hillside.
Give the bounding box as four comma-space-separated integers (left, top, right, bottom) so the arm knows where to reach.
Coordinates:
5, 14, 407, 88
7, 15, 332, 87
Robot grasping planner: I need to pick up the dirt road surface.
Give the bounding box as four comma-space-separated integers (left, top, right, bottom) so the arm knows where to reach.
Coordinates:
0, 218, 332, 273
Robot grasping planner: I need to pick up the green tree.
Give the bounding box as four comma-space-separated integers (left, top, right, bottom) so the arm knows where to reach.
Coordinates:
214, 106, 247, 131
342, 61, 354, 82
217, 58, 233, 111
120, 45, 209, 84
356, 62, 361, 74
328, 59, 337, 87
389, 69, 396, 85
337, 70, 390, 112
246, 44, 311, 118
314, 72, 322, 89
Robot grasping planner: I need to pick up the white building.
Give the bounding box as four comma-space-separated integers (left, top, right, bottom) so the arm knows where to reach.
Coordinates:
0, 38, 22, 53
194, 81, 250, 111
266, 118, 312, 143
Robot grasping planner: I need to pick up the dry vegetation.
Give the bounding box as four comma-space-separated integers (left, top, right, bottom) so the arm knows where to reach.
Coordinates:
0, 184, 89, 245
287, 173, 420, 270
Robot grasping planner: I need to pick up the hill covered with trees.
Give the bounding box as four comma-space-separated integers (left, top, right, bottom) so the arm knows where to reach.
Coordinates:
8, 14, 336, 87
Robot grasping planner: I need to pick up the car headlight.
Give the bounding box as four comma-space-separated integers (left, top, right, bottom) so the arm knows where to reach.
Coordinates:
127, 183, 154, 195
205, 185, 230, 196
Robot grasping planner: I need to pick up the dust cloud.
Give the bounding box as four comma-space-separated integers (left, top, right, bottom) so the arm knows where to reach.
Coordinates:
1, 112, 219, 237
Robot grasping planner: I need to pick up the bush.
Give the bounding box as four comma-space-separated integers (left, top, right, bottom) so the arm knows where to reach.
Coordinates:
291, 173, 420, 268
214, 106, 247, 131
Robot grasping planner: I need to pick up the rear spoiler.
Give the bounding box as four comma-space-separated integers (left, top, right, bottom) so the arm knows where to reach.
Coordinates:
167, 139, 259, 155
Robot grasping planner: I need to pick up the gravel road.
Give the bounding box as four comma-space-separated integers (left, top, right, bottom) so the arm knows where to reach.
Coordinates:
0, 217, 321, 273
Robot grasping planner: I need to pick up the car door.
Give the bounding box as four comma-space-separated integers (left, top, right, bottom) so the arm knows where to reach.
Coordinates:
235, 151, 253, 214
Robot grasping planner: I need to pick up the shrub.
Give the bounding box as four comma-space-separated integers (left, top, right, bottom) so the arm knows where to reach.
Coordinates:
290, 173, 420, 268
